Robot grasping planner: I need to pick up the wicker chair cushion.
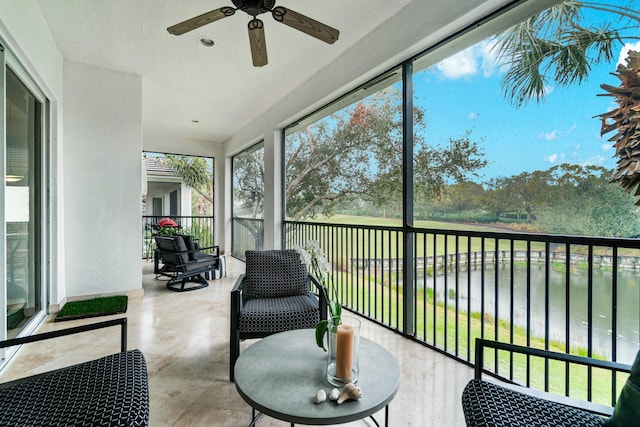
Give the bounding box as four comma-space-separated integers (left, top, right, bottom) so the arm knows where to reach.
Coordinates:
244, 250, 309, 298
0, 349, 149, 427
238, 294, 319, 334
461, 379, 606, 427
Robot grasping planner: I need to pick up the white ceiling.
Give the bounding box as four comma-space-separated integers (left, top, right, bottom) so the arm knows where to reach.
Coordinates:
36, 0, 519, 145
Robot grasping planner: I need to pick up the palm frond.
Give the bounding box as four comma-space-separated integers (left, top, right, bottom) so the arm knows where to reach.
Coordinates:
495, 0, 638, 106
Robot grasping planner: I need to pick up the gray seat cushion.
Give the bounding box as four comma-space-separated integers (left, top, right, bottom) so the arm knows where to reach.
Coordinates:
244, 250, 309, 298
462, 379, 606, 427
239, 294, 319, 334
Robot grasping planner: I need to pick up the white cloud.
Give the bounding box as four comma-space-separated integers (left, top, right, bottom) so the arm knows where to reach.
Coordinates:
601, 143, 613, 152
468, 112, 479, 120
478, 39, 502, 77
539, 130, 558, 141
436, 39, 505, 80
538, 125, 577, 142
436, 49, 478, 79
582, 155, 606, 167
545, 154, 559, 163
618, 42, 640, 66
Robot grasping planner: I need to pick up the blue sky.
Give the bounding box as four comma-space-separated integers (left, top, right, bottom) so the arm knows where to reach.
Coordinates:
413, 12, 640, 182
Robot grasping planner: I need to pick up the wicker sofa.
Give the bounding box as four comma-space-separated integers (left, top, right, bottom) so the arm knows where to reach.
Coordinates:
0, 318, 149, 426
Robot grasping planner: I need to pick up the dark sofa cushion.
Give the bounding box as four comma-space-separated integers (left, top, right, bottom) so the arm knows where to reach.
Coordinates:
172, 235, 190, 266
244, 250, 309, 299
177, 234, 197, 261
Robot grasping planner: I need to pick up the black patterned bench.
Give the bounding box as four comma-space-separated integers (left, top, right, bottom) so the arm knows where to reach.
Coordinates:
0, 318, 149, 426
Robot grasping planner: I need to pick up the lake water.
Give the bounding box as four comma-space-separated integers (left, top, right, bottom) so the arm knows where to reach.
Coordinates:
421, 264, 640, 363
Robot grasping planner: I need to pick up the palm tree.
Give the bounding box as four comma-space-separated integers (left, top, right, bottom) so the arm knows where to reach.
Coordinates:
598, 50, 640, 202
162, 154, 213, 205
495, 0, 640, 106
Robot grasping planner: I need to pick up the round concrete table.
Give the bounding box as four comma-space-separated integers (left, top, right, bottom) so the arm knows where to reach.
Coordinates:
234, 328, 400, 426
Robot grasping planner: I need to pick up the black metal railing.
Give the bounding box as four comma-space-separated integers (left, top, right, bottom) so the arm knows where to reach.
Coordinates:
285, 220, 640, 407
232, 217, 264, 260
142, 215, 214, 259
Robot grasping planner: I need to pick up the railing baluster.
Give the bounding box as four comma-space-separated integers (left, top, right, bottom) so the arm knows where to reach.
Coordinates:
526, 240, 531, 388
587, 244, 594, 402
611, 246, 619, 406
509, 239, 515, 381
565, 243, 571, 397
480, 238, 486, 342
455, 235, 460, 357
544, 241, 551, 392
433, 233, 438, 347
467, 236, 472, 362
444, 235, 448, 352
494, 238, 499, 375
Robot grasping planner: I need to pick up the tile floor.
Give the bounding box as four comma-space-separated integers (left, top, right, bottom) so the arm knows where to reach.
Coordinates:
0, 257, 474, 426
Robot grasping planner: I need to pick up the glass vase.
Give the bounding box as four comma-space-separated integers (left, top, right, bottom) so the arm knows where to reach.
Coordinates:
326, 315, 361, 386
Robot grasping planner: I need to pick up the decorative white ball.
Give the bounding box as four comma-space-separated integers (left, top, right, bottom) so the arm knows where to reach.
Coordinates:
329, 388, 340, 401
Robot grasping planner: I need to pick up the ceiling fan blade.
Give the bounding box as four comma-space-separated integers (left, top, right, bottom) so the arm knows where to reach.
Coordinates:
271, 6, 339, 44
248, 19, 268, 67
167, 7, 235, 35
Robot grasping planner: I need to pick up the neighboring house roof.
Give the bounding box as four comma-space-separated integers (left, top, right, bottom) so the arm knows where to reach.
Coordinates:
145, 157, 179, 179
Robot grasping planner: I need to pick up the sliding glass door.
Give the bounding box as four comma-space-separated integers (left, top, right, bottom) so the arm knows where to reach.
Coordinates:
2, 44, 48, 347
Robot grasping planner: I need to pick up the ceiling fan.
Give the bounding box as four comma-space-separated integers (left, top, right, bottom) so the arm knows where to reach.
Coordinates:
167, 0, 340, 67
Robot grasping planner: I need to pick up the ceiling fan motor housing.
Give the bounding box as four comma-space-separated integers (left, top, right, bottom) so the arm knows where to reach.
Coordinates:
232, 0, 276, 16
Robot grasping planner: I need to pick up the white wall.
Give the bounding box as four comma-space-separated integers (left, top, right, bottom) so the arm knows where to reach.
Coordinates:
0, 1, 65, 306
63, 60, 143, 297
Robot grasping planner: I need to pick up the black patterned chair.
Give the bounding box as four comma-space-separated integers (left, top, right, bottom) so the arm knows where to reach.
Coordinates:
229, 249, 327, 381
0, 318, 149, 426
154, 234, 219, 291
462, 338, 637, 427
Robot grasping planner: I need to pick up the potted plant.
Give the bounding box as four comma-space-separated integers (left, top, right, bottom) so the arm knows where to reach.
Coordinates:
295, 241, 342, 350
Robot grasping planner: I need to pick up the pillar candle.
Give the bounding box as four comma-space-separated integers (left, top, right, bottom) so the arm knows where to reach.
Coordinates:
336, 324, 354, 380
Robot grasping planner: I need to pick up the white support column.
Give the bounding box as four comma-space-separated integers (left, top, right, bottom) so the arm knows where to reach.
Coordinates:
214, 154, 226, 253
224, 155, 233, 256
262, 129, 283, 250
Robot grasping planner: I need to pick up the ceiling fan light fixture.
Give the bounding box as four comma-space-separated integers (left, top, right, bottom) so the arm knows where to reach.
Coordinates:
5, 175, 23, 183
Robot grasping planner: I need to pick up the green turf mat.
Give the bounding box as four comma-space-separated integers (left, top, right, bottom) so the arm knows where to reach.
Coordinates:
54, 295, 128, 322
